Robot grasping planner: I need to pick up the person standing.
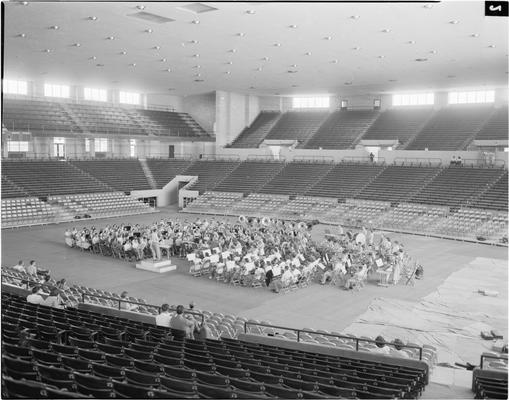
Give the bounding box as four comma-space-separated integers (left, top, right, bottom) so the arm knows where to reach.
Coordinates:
150, 228, 162, 261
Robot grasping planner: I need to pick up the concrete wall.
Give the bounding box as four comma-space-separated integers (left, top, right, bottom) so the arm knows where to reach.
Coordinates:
182, 92, 216, 133
215, 91, 260, 147
259, 96, 282, 111
145, 93, 183, 112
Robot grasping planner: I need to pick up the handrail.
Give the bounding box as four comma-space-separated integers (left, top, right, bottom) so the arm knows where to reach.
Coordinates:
393, 157, 443, 166
1, 270, 204, 324
480, 353, 508, 369
243, 321, 423, 360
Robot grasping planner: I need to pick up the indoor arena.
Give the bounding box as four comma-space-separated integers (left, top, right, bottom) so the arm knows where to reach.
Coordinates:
1, 1, 508, 399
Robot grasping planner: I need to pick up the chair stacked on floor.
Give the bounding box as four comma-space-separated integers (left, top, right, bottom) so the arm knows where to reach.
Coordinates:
2, 292, 429, 399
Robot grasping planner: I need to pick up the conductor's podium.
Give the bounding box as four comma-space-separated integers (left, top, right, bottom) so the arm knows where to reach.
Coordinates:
136, 259, 176, 273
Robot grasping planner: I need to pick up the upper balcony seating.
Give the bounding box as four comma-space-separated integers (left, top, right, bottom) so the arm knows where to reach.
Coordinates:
408, 166, 505, 208
132, 109, 208, 137
406, 106, 493, 150
230, 111, 281, 148
1, 291, 429, 400
1, 176, 29, 198
259, 162, 333, 196
184, 160, 241, 193
145, 159, 194, 188
361, 108, 434, 145
2, 98, 82, 133
303, 110, 379, 149
213, 161, 285, 193
304, 162, 386, 201
265, 111, 329, 142
2, 160, 111, 197
70, 160, 152, 192
470, 171, 508, 212
475, 107, 508, 141
355, 165, 440, 204
66, 103, 146, 135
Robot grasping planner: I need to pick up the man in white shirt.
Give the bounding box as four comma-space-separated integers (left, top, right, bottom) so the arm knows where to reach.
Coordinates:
26, 286, 44, 304
12, 260, 26, 273
291, 267, 302, 284
26, 260, 38, 276
155, 303, 172, 327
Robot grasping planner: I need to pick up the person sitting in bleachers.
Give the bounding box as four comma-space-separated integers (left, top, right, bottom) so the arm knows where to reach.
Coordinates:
41, 288, 64, 309
372, 335, 391, 355
170, 304, 195, 339
26, 286, 44, 304
155, 303, 173, 327
392, 338, 410, 358
119, 291, 138, 311
11, 260, 26, 273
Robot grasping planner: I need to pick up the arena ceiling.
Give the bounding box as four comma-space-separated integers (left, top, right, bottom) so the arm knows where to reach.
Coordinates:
3, 1, 508, 97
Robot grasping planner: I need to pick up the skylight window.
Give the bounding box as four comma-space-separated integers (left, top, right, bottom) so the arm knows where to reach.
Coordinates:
95, 138, 108, 152
448, 90, 495, 104
4, 80, 27, 95
84, 87, 107, 102
119, 91, 140, 105
7, 141, 29, 152
44, 83, 70, 98
393, 93, 434, 106
293, 97, 330, 109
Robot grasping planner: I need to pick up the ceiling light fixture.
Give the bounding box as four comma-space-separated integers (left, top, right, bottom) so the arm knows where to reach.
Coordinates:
229, 49, 237, 53
153, 46, 161, 50
449, 20, 459, 24
130, 63, 136, 67
423, 4, 433, 8
120, 50, 127, 55
324, 36, 332, 40
471, 33, 479, 37
274, 43, 281, 47
193, 54, 200, 57
107, 36, 115, 40
289, 24, 297, 28
89, 16, 97, 21
331, 59, 338, 63
382, 29, 391, 33
51, 25, 59, 30
160, 58, 167, 62
237, 33, 245, 37
488, 44, 496, 48
245, 10, 255, 14
350, 15, 360, 19
305, 52, 311, 56
74, 43, 81, 47
408, 40, 415, 44
145, 28, 153, 33
18, 33, 26, 38
191, 20, 200, 24
137, 5, 145, 10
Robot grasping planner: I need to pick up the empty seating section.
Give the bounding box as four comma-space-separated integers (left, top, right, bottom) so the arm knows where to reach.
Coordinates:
70, 160, 152, 192
185, 191, 243, 214
475, 107, 508, 140
231, 111, 281, 148
324, 200, 391, 226
133, 109, 207, 137
473, 375, 508, 399
232, 193, 289, 217
49, 192, 152, 218
2, 160, 111, 197
433, 208, 493, 237
1, 291, 429, 400
1, 176, 28, 198
185, 160, 241, 193
471, 171, 508, 212
356, 166, 440, 204
214, 161, 285, 193
2, 98, 81, 133
303, 110, 378, 149
361, 108, 434, 145
66, 103, 145, 135
259, 162, 333, 196
409, 166, 505, 208
305, 162, 386, 201
2, 198, 56, 227
406, 106, 493, 150
474, 212, 508, 239
265, 111, 328, 141
145, 159, 193, 188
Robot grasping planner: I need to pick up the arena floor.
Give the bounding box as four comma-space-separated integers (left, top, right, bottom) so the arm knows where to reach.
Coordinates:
2, 207, 507, 395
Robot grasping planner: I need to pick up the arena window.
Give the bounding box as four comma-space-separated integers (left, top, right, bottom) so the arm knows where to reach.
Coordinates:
44, 83, 70, 98
94, 137, 108, 152
7, 141, 29, 152
84, 87, 107, 102
448, 90, 495, 104
3, 79, 27, 95
119, 91, 140, 105
292, 96, 330, 109
85, 138, 90, 153
393, 93, 434, 106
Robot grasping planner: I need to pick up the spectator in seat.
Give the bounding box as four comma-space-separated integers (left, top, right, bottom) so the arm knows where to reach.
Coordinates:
42, 288, 64, 309
372, 335, 391, 355
11, 260, 26, 273
392, 338, 410, 358
119, 291, 138, 311
369, 152, 375, 163
26, 286, 44, 305
56, 279, 69, 291
450, 155, 457, 165
26, 260, 38, 276
457, 156, 462, 166
156, 303, 172, 327
170, 305, 195, 339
